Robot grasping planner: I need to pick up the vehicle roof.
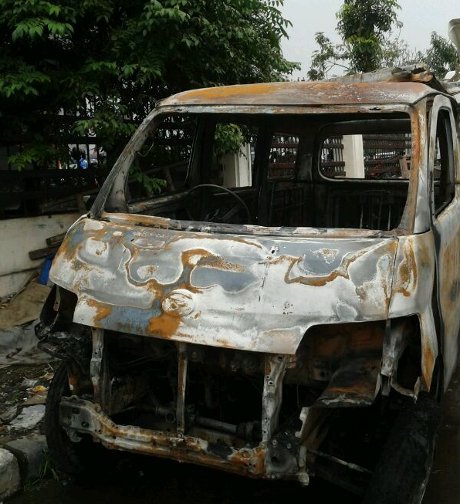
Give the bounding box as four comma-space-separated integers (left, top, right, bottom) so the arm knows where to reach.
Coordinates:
159, 81, 438, 109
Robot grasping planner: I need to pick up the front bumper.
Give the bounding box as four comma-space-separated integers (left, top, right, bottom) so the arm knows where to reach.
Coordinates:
60, 396, 309, 483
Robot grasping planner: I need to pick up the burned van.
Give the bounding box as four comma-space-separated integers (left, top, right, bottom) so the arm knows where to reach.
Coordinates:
37, 68, 460, 501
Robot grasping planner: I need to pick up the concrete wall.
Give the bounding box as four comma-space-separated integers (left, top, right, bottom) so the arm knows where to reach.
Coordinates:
342, 135, 365, 178
221, 144, 252, 188
0, 213, 80, 298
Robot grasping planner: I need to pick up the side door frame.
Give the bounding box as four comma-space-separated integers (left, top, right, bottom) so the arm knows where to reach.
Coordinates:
428, 94, 460, 388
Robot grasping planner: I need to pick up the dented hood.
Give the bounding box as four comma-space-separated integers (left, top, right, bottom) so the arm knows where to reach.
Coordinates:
50, 215, 398, 354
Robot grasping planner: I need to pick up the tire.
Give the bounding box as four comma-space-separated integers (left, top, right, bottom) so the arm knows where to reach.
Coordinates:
361, 393, 441, 504
45, 362, 92, 475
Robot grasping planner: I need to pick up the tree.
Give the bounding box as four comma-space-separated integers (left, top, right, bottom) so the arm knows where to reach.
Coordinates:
379, 37, 423, 68
308, 32, 346, 81
424, 32, 458, 78
337, 0, 400, 73
0, 0, 296, 169
308, 0, 401, 79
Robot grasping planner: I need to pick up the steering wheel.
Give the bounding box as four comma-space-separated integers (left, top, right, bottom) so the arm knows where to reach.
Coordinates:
186, 183, 252, 224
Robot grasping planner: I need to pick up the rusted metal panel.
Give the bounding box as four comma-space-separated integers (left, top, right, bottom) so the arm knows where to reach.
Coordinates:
429, 96, 460, 388
176, 343, 188, 434
108, 211, 395, 238
413, 103, 430, 234
388, 232, 437, 390
314, 356, 382, 407
60, 397, 269, 479
50, 214, 398, 354
160, 82, 437, 108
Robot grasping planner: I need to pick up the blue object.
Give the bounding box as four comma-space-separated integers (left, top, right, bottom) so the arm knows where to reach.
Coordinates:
38, 255, 53, 285
79, 156, 88, 169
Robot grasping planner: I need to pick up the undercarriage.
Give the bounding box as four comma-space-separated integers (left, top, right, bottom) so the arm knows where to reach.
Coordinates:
37, 309, 423, 496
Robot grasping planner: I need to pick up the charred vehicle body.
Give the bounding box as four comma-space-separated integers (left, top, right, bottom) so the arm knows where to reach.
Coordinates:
38, 57, 460, 500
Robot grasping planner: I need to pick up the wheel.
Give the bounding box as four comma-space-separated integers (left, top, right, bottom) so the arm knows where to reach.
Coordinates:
45, 362, 93, 475
186, 183, 252, 223
361, 392, 442, 504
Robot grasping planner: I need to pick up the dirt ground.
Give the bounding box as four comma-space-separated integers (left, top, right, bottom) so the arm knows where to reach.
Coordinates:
8, 454, 359, 504
0, 363, 54, 443
0, 365, 358, 503
423, 363, 460, 504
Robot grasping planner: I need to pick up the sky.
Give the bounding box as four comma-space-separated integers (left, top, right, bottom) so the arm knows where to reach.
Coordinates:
280, 0, 459, 78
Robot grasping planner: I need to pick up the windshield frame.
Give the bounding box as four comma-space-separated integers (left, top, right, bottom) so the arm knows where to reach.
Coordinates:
91, 102, 421, 237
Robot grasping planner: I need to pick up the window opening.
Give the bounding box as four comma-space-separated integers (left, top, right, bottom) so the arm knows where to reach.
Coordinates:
433, 109, 455, 214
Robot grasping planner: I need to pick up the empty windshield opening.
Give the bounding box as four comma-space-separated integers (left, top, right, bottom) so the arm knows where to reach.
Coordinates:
123, 111, 412, 231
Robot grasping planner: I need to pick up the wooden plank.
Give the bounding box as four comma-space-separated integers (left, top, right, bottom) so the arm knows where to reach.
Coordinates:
45, 233, 66, 247
29, 245, 59, 261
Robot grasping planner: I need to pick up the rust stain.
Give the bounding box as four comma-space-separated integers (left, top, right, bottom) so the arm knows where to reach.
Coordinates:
93, 412, 267, 477
53, 230, 81, 265
144, 279, 163, 298
323, 382, 376, 397
92, 227, 111, 241
104, 211, 172, 229
229, 446, 265, 474
180, 247, 249, 271
422, 343, 434, 391
214, 337, 233, 348
181, 248, 211, 267
71, 258, 91, 273
283, 248, 368, 287
395, 241, 417, 297
173, 82, 281, 100
147, 311, 181, 338
161, 81, 435, 108
86, 298, 112, 323
315, 248, 338, 262
67, 373, 78, 392
199, 255, 244, 272
53, 242, 68, 264
101, 212, 264, 249
409, 111, 421, 206
381, 240, 399, 303
227, 236, 263, 248
177, 354, 187, 398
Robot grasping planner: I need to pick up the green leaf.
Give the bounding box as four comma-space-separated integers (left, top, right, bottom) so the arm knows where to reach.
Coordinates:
1, 0, 297, 171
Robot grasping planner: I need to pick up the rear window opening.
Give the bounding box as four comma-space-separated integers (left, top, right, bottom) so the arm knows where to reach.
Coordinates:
123, 112, 412, 231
